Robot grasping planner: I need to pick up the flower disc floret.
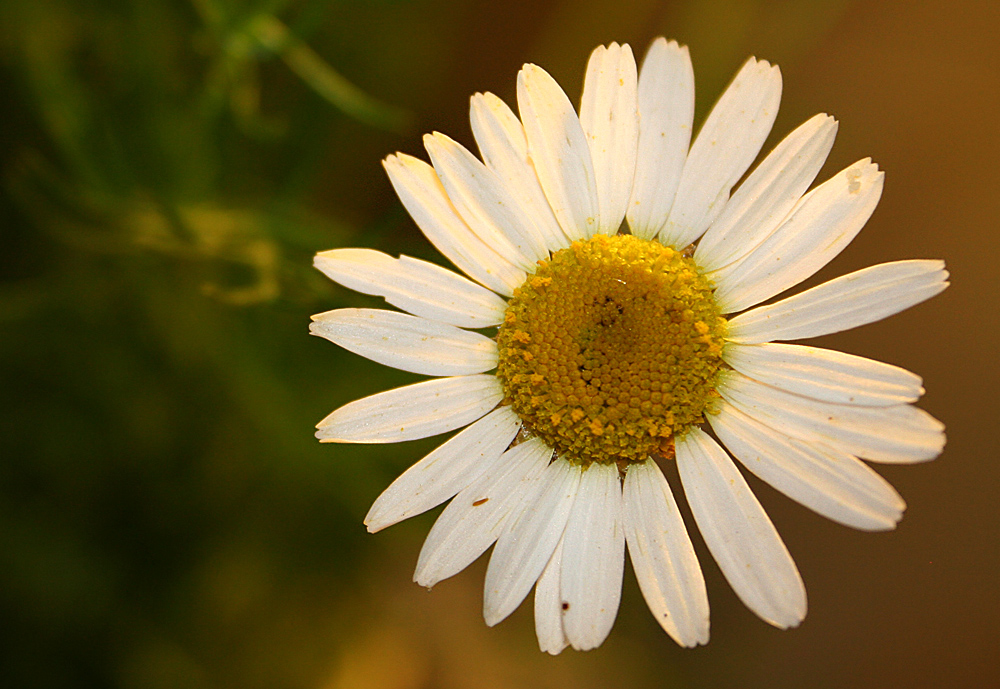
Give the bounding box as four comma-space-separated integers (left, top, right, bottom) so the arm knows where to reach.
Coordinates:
496, 234, 727, 465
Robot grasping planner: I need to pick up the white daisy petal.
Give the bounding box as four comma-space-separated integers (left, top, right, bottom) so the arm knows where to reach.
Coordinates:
676, 428, 807, 629
695, 114, 838, 272
383, 153, 526, 296
623, 459, 709, 647
712, 159, 884, 313
627, 38, 695, 240
316, 374, 503, 444
484, 458, 581, 627
560, 462, 625, 651
310, 308, 498, 377
534, 535, 569, 655
718, 370, 946, 463
470, 92, 571, 252
517, 63, 600, 241
660, 57, 782, 249
364, 406, 521, 533
424, 132, 549, 267
723, 342, 924, 406
709, 401, 906, 531
727, 260, 950, 343
414, 437, 552, 588
580, 42, 639, 237
314, 248, 508, 328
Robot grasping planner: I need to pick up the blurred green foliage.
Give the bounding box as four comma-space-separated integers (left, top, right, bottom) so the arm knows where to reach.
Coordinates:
0, 0, 421, 685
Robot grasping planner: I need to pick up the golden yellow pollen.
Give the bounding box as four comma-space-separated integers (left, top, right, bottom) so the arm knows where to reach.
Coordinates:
496, 234, 727, 465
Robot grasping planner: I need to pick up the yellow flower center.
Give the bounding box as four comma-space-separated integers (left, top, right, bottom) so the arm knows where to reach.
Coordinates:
496, 234, 727, 465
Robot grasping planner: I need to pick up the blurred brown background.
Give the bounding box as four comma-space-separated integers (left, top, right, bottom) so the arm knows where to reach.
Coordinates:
1, 0, 997, 687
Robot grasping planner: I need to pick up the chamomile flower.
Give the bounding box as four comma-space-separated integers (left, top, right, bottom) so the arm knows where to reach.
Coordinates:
311, 38, 948, 653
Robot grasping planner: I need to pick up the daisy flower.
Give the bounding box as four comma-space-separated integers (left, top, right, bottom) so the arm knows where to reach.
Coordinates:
310, 38, 948, 653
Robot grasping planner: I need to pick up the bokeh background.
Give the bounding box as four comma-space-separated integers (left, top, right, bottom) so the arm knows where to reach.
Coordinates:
2, 0, 998, 687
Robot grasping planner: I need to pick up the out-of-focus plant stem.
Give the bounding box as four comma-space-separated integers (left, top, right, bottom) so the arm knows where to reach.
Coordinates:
249, 14, 413, 134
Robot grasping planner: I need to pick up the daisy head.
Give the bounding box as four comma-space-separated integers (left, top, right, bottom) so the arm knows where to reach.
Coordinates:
310, 38, 948, 653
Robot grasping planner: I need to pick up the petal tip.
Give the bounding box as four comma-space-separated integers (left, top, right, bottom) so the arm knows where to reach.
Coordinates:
382, 152, 405, 170
681, 628, 711, 648
363, 515, 385, 534
482, 607, 505, 627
